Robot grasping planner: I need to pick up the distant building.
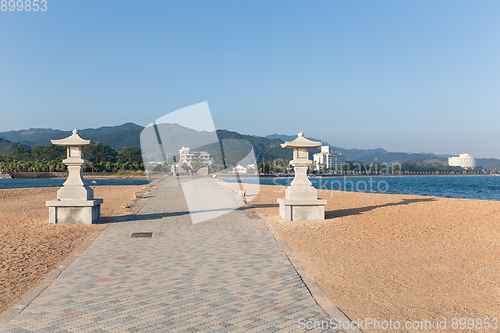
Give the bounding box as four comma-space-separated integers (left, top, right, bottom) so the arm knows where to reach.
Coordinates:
331, 154, 346, 171
179, 145, 212, 167
233, 164, 256, 174
448, 153, 476, 168
313, 146, 346, 171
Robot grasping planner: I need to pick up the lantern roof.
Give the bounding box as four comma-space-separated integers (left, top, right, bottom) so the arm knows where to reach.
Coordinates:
51, 129, 97, 147
280, 131, 322, 149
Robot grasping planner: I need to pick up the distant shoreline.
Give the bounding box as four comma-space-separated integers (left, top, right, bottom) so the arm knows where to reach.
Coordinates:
254, 173, 498, 178
219, 173, 500, 201
2, 172, 497, 181
0, 171, 147, 180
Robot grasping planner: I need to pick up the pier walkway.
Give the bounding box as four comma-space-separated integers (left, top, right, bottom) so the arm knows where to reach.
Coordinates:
0, 177, 343, 332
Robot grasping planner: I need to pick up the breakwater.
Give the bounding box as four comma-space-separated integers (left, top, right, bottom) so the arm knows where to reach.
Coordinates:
7, 172, 67, 179
0, 171, 12, 179
4, 172, 137, 179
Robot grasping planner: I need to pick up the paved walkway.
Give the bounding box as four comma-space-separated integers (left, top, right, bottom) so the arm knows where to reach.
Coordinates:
1, 178, 342, 332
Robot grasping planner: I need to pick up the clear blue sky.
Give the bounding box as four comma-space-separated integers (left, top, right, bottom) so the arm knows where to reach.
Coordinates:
1, 0, 499, 158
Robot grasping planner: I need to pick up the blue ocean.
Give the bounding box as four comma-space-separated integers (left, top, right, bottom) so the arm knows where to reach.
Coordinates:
0, 178, 149, 189
227, 175, 500, 201
3, 175, 500, 201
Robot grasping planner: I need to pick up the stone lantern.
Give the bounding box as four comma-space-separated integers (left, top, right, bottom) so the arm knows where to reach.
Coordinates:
45, 129, 103, 224
277, 132, 327, 221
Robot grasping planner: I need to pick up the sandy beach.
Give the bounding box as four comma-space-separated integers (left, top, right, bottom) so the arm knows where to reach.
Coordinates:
248, 184, 500, 331
0, 185, 145, 313
2, 179, 499, 331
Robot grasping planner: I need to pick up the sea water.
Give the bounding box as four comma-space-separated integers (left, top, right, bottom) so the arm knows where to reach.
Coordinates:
5, 176, 498, 201
225, 175, 500, 201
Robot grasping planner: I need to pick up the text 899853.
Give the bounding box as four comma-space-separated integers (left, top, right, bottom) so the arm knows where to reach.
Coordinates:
1, 0, 47, 11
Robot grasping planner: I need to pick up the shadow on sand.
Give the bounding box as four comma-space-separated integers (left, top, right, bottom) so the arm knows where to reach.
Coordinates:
240, 203, 279, 209
325, 197, 436, 219
96, 211, 191, 224
97, 197, 435, 224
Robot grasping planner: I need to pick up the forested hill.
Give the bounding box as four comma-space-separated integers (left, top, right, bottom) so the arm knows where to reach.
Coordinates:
216, 130, 291, 161
2, 124, 500, 168
0, 124, 293, 160
265, 133, 500, 168
0, 138, 29, 155
266, 133, 389, 161
0, 123, 142, 151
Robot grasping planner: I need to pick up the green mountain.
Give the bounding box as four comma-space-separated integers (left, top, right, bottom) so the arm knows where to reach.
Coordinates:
91, 128, 142, 150
140, 125, 289, 165
0, 123, 143, 151
267, 133, 389, 161
356, 152, 445, 164
2, 124, 500, 168
0, 123, 142, 149
476, 158, 500, 169
217, 130, 290, 161
140, 123, 219, 162
0, 137, 29, 155
266, 133, 500, 168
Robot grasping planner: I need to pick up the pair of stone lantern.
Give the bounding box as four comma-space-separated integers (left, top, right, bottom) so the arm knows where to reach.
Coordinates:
277, 132, 326, 221
45, 129, 103, 224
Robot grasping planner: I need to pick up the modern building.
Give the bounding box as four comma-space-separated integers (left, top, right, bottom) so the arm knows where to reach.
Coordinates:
179, 145, 212, 167
448, 153, 476, 169
313, 146, 346, 171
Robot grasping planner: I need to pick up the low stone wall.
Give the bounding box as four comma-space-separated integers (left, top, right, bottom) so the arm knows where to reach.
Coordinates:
6, 171, 145, 179
9, 172, 67, 179
0, 171, 13, 179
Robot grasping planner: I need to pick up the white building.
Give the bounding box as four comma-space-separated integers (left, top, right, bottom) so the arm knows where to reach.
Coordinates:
313, 146, 346, 171
233, 164, 256, 174
448, 153, 476, 169
179, 145, 212, 167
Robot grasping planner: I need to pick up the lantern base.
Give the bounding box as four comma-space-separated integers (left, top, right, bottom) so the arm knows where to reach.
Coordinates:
46, 199, 103, 224
277, 198, 327, 221
57, 185, 94, 201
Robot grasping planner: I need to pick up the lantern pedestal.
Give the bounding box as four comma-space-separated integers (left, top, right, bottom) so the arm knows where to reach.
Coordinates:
46, 199, 103, 225
277, 198, 327, 221
56, 158, 94, 200
45, 129, 102, 224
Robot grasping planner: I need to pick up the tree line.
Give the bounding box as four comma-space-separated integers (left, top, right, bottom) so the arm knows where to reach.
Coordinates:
0, 144, 144, 173
4, 145, 493, 176
256, 157, 496, 175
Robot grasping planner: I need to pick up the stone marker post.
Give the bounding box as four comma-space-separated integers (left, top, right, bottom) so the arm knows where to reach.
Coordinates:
277, 132, 327, 221
45, 129, 103, 224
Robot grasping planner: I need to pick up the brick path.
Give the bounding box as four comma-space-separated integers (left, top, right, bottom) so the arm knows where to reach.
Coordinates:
1, 177, 343, 332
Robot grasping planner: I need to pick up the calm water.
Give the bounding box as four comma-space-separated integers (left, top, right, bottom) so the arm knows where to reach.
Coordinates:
0, 178, 149, 189
225, 175, 500, 201
6, 176, 499, 201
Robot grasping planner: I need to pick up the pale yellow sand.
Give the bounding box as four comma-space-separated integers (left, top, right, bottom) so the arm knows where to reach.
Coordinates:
0, 185, 144, 313
248, 184, 500, 332
3, 181, 499, 331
